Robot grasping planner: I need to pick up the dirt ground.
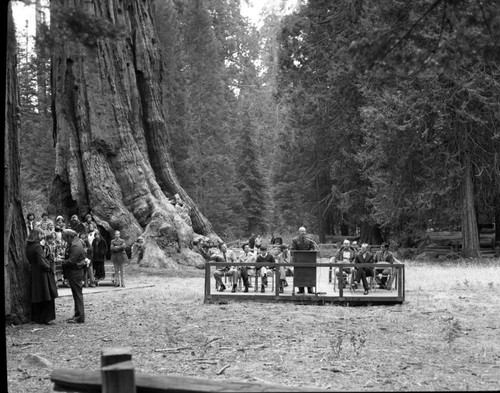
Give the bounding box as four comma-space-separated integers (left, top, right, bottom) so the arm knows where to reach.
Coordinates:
6, 261, 500, 392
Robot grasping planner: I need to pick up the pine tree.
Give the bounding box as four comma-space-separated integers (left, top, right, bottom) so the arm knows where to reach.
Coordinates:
235, 110, 268, 235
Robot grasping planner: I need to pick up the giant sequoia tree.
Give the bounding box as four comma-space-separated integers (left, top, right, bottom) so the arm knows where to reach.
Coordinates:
47, 0, 218, 268
5, 3, 31, 323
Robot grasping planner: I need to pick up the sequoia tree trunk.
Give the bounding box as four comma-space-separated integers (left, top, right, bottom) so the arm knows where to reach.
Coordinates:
4, 3, 31, 323
48, 0, 218, 269
461, 156, 481, 258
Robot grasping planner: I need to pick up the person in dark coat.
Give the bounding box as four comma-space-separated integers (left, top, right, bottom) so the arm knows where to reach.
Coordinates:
374, 242, 396, 289
79, 231, 94, 287
291, 226, 316, 294
26, 227, 58, 325
61, 229, 86, 323
92, 230, 108, 282
353, 243, 375, 295
69, 214, 86, 235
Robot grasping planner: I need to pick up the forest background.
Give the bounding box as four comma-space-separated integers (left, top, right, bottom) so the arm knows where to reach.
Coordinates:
12, 0, 500, 254
4, 2, 500, 391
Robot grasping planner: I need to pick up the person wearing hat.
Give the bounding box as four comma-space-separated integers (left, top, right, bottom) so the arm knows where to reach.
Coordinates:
291, 227, 316, 294
61, 229, 86, 323
374, 242, 395, 289
69, 215, 86, 235
255, 245, 275, 293
26, 227, 59, 325
332, 239, 357, 289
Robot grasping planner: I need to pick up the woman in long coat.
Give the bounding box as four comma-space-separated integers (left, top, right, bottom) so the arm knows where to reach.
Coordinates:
92, 230, 108, 282
26, 227, 58, 325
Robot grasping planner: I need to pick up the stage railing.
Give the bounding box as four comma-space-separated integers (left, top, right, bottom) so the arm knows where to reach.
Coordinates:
204, 260, 405, 300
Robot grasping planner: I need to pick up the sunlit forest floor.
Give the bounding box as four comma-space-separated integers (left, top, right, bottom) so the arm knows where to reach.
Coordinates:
6, 259, 500, 392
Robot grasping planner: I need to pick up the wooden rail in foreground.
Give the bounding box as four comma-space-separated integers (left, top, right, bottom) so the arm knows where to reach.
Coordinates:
51, 348, 323, 392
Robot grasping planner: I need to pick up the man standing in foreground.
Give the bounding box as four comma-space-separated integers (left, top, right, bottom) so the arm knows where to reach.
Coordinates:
61, 229, 86, 323
291, 227, 316, 294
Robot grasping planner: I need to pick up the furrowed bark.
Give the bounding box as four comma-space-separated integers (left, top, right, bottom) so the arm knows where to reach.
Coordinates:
48, 0, 218, 269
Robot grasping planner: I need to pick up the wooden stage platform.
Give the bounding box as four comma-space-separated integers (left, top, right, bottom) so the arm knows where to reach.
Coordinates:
204, 262, 405, 306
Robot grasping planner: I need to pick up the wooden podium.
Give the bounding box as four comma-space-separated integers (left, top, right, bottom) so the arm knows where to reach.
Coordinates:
292, 250, 318, 289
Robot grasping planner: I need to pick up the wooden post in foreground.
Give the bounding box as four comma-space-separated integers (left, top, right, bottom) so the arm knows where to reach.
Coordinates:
101, 348, 136, 393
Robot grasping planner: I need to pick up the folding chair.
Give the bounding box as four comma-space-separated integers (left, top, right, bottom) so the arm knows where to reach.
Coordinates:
373, 265, 395, 291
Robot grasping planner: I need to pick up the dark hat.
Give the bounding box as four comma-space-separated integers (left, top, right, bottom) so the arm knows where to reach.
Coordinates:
62, 229, 77, 238
279, 244, 289, 250
260, 245, 267, 251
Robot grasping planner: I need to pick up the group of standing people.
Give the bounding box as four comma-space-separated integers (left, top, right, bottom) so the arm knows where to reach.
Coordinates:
26, 211, 129, 325
26, 226, 86, 324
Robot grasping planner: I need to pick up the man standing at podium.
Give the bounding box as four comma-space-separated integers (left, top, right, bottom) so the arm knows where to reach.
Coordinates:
291, 227, 316, 294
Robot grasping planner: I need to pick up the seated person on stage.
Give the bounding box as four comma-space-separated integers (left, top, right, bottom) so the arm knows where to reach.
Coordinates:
256, 245, 275, 293
276, 244, 292, 293
331, 239, 357, 288
211, 243, 238, 292
374, 242, 396, 289
291, 226, 316, 294
351, 240, 360, 253
353, 242, 374, 295
237, 243, 255, 292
